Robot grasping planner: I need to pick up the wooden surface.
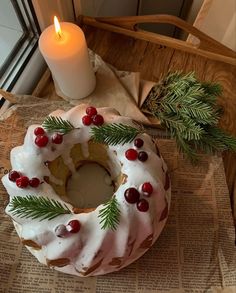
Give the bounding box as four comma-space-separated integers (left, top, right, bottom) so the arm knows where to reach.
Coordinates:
82, 15, 236, 66
32, 15, 236, 223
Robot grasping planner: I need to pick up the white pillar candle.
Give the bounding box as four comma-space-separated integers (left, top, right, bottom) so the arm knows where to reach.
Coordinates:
39, 17, 96, 100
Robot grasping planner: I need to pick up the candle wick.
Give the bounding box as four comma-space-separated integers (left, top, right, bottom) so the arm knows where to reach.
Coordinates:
57, 31, 62, 39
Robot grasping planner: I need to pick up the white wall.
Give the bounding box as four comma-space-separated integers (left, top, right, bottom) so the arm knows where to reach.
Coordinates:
192, 0, 236, 51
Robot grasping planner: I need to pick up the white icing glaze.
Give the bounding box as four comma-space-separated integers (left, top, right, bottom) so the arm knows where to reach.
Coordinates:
2, 104, 171, 277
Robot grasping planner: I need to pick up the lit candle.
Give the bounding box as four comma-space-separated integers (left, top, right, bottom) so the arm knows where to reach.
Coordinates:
39, 17, 96, 100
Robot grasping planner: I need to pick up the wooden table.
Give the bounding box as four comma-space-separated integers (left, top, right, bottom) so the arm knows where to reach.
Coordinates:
32, 15, 236, 223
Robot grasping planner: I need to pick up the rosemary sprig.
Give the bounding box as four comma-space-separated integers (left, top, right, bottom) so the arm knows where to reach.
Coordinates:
9, 195, 72, 221
98, 197, 121, 231
42, 116, 75, 134
91, 123, 141, 145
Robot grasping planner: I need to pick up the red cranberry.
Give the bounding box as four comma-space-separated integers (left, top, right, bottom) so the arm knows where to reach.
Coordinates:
82, 115, 92, 126
34, 127, 45, 136
16, 176, 29, 188
55, 224, 68, 237
29, 177, 40, 188
142, 182, 153, 196
125, 149, 138, 161
137, 199, 149, 212
138, 151, 148, 162
92, 114, 104, 126
52, 133, 63, 144
66, 220, 81, 233
35, 135, 48, 147
8, 170, 21, 182
134, 138, 144, 148
86, 106, 97, 117
124, 188, 140, 204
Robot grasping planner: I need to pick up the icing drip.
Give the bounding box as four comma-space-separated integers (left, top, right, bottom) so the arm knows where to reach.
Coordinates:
62, 149, 76, 173
81, 142, 89, 158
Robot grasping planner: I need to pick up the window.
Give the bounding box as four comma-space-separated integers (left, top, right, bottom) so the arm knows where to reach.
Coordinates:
0, 0, 40, 91
0, 0, 75, 109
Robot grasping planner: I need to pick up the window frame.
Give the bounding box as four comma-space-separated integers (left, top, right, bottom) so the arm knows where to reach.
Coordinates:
1, 0, 77, 109
0, 1, 29, 78
0, 0, 42, 92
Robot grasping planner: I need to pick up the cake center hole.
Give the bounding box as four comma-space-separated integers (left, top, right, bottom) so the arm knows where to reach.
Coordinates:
66, 162, 114, 209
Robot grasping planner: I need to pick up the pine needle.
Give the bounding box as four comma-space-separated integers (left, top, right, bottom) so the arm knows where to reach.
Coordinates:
142, 71, 236, 162
199, 82, 222, 107
157, 113, 186, 133
98, 197, 121, 230
9, 195, 72, 221
201, 82, 222, 97
42, 116, 75, 134
175, 132, 199, 163
91, 123, 141, 145
207, 127, 236, 152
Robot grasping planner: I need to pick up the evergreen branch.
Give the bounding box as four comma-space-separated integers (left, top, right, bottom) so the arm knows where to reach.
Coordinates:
42, 116, 75, 134
173, 83, 204, 101
161, 83, 217, 124
198, 83, 222, 106
98, 197, 121, 231
91, 123, 141, 145
142, 71, 236, 162
161, 98, 217, 125
157, 113, 187, 133
165, 71, 196, 90
201, 82, 222, 97
207, 127, 236, 152
174, 132, 199, 163
157, 113, 203, 140
180, 116, 205, 140
186, 126, 236, 155
180, 105, 218, 125
9, 195, 72, 221
193, 135, 226, 154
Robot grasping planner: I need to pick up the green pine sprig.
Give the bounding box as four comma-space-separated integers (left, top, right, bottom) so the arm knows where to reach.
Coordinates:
142, 71, 236, 162
174, 131, 199, 163
42, 116, 75, 134
98, 197, 121, 231
9, 195, 72, 221
91, 123, 142, 145
195, 126, 236, 154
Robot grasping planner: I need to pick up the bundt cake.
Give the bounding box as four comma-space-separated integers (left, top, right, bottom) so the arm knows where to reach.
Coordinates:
2, 104, 171, 276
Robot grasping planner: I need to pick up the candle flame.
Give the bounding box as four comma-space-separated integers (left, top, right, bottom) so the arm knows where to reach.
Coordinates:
54, 16, 62, 38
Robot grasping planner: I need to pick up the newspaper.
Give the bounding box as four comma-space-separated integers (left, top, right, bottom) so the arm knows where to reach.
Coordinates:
0, 96, 236, 293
